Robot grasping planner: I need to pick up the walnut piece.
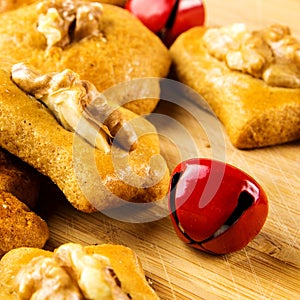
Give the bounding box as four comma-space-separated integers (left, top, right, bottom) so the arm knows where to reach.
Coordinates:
11, 63, 137, 153
16, 256, 83, 299
37, 0, 103, 49
203, 23, 300, 88
15, 243, 130, 300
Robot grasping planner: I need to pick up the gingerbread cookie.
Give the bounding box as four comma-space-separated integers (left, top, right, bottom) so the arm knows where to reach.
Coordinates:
0, 191, 49, 257
0, 0, 171, 114
170, 24, 300, 148
0, 65, 169, 212
0, 243, 159, 299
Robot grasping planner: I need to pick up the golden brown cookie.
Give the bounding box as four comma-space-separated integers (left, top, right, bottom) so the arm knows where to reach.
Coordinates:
170, 25, 300, 148
0, 0, 127, 13
0, 243, 159, 299
0, 148, 40, 208
0, 0, 171, 115
0, 66, 169, 212
0, 191, 49, 258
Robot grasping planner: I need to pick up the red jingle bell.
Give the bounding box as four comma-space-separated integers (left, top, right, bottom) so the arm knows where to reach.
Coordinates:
125, 0, 205, 46
168, 158, 269, 254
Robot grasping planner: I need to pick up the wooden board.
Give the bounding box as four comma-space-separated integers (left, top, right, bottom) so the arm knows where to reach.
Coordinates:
35, 1, 300, 299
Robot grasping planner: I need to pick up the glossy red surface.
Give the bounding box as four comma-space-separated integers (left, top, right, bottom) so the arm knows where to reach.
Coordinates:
164, 0, 205, 46
125, 0, 176, 33
168, 158, 269, 254
125, 0, 205, 46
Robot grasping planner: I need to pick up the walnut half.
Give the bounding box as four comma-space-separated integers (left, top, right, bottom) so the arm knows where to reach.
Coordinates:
11, 63, 137, 153
203, 23, 300, 88
15, 243, 130, 300
37, 0, 103, 50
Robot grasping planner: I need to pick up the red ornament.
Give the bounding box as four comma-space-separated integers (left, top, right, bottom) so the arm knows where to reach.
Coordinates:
125, 0, 205, 46
168, 158, 268, 254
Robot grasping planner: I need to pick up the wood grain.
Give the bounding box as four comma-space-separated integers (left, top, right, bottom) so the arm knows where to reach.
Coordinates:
35, 1, 300, 299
